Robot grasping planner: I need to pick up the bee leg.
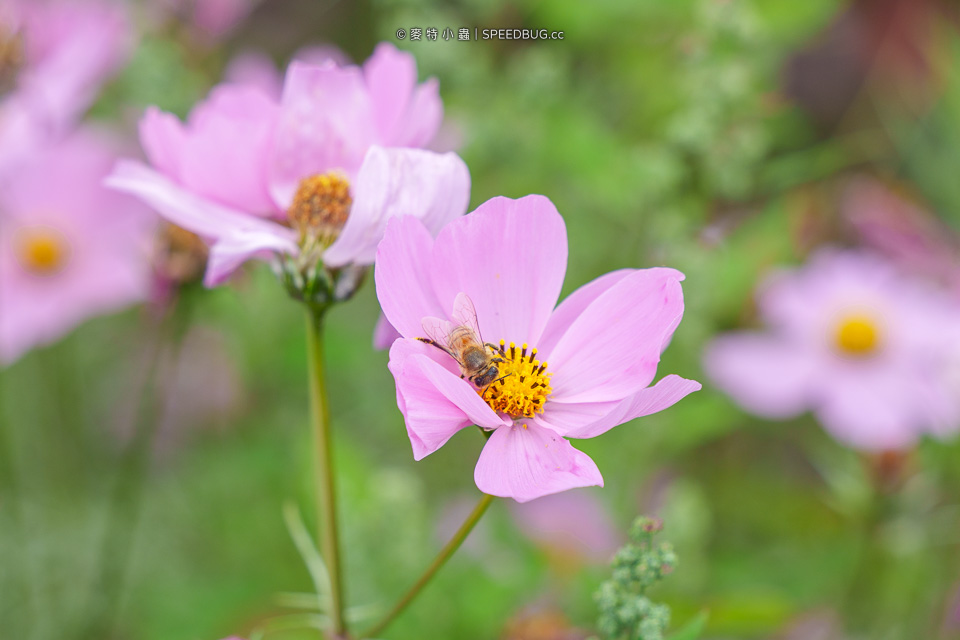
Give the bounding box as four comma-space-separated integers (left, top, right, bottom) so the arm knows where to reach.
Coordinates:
416, 337, 442, 349
481, 373, 513, 401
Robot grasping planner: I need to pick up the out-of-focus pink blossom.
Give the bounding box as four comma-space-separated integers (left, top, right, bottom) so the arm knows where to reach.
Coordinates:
844, 177, 960, 299
153, 0, 257, 41
0, 129, 154, 365
510, 489, 622, 563
435, 495, 492, 558
223, 46, 352, 101
191, 0, 254, 39
0, 0, 132, 134
222, 51, 284, 98
107, 43, 458, 287
704, 249, 960, 451
378, 195, 700, 502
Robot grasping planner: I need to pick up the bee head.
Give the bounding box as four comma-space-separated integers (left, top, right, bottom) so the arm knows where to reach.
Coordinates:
473, 365, 500, 388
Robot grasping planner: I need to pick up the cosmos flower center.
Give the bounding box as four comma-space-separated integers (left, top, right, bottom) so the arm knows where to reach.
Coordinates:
287, 172, 352, 246
481, 340, 552, 419
15, 226, 70, 275
834, 314, 881, 356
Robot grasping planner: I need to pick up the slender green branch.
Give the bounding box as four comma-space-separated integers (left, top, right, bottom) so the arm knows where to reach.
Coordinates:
304, 306, 346, 637
360, 493, 495, 639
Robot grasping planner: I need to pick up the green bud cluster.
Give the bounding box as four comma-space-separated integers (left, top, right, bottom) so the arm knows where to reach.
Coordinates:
594, 516, 677, 640
276, 257, 368, 312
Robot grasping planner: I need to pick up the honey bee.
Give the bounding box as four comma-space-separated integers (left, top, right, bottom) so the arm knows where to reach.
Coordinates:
418, 292, 505, 389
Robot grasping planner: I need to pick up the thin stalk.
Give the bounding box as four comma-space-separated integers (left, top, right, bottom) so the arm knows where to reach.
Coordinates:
304, 306, 346, 637
360, 493, 495, 639
80, 292, 194, 639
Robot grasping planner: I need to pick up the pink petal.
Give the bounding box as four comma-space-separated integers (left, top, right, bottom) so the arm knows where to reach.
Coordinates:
430, 195, 567, 347
546, 268, 685, 404
373, 313, 401, 350
558, 375, 702, 439
474, 423, 603, 503
389, 339, 508, 460
398, 78, 443, 148
269, 61, 373, 208
363, 43, 442, 148
139, 106, 186, 178
815, 366, 929, 451
703, 333, 818, 419
204, 229, 297, 287
178, 84, 279, 215
15, 0, 132, 131
374, 216, 446, 339
223, 50, 284, 98
105, 160, 295, 244
537, 269, 635, 357
363, 43, 417, 143
324, 146, 469, 267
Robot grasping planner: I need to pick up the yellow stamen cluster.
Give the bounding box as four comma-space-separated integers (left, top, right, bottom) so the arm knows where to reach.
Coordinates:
15, 227, 69, 275
834, 315, 881, 356
481, 340, 552, 418
287, 173, 352, 244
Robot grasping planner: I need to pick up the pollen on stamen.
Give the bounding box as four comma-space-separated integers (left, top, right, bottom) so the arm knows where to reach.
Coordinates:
479, 339, 552, 419
286, 173, 352, 244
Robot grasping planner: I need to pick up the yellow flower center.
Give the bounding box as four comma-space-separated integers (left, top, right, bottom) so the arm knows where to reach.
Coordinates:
834, 315, 881, 356
481, 340, 553, 418
286, 172, 352, 246
15, 227, 69, 275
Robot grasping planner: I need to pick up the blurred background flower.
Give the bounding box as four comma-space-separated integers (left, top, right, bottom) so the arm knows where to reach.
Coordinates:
0, 0, 132, 166
704, 249, 960, 451
0, 129, 153, 364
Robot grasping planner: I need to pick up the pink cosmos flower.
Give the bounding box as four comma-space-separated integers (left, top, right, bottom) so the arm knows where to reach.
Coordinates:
106, 43, 463, 289
0, 0, 132, 148
376, 195, 700, 503
0, 129, 153, 365
704, 249, 960, 451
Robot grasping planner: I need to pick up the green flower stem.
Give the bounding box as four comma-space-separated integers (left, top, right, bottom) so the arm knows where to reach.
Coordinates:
360, 492, 495, 639
305, 306, 346, 637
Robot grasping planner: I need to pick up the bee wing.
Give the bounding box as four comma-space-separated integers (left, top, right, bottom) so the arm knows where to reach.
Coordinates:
450, 292, 483, 342
420, 316, 464, 365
